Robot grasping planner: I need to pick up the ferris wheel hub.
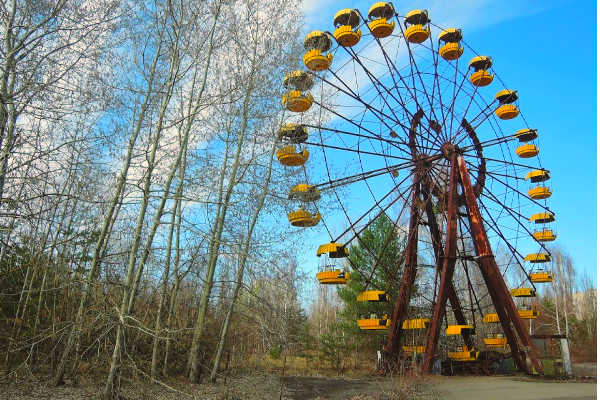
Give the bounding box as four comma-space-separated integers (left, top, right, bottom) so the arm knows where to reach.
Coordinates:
441, 142, 458, 160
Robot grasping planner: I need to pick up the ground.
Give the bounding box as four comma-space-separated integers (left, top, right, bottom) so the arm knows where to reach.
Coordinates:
282, 375, 412, 399
432, 376, 596, 400
0, 372, 595, 399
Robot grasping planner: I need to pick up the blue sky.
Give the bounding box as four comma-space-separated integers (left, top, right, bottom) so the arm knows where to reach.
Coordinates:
292, 0, 597, 292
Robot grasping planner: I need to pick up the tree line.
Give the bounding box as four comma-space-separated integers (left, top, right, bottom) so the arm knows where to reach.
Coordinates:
0, 0, 312, 398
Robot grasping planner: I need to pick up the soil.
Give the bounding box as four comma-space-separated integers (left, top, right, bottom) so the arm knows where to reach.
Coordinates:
0, 372, 595, 400
281, 375, 411, 399
431, 376, 597, 400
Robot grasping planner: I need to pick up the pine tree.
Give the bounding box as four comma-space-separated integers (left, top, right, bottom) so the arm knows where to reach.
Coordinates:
337, 215, 406, 350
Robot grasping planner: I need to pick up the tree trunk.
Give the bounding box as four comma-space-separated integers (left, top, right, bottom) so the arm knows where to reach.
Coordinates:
52, 16, 166, 386
209, 127, 278, 383
150, 200, 177, 380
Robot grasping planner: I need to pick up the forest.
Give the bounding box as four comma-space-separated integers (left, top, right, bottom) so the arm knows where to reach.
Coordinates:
0, 1, 596, 400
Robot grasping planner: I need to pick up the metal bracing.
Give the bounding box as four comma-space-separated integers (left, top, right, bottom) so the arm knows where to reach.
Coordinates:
423, 155, 459, 371
385, 175, 421, 357
457, 155, 543, 375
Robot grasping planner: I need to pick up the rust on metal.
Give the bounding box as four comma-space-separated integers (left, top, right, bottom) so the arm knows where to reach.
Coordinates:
423, 155, 459, 372
422, 188, 472, 349
385, 177, 420, 357
456, 155, 544, 375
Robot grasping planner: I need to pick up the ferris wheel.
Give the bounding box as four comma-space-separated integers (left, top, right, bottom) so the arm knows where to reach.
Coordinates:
278, 2, 556, 374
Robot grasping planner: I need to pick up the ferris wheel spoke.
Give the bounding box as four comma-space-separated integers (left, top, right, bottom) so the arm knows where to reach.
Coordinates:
315, 69, 408, 132
459, 132, 516, 153
306, 124, 411, 148
450, 100, 497, 144
312, 98, 409, 154
441, 45, 469, 143
426, 33, 452, 143
312, 158, 412, 190
304, 140, 411, 161
394, 19, 442, 124
477, 166, 552, 214
380, 177, 435, 294
315, 210, 375, 285
479, 170, 523, 181
337, 173, 415, 244
470, 194, 537, 288
362, 18, 445, 149
343, 28, 415, 118
471, 170, 553, 256
342, 45, 416, 123
360, 195, 411, 291
456, 222, 486, 319
461, 153, 545, 172
456, 218, 495, 309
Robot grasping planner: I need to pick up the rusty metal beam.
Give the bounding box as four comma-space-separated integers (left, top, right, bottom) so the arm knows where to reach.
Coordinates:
385, 177, 420, 357
422, 185, 472, 350
456, 155, 543, 375
423, 156, 459, 372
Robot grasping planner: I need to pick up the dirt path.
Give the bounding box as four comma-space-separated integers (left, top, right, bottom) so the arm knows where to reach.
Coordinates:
432, 376, 596, 400
282, 376, 401, 400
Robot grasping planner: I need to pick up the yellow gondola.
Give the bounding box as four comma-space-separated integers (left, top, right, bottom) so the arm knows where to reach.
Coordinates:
446, 325, 475, 335
510, 287, 536, 297
403, 10, 430, 43
289, 184, 321, 202
482, 313, 499, 323
496, 104, 519, 119
278, 123, 308, 143
448, 346, 479, 361
403, 345, 425, 354
514, 128, 538, 142
333, 8, 361, 47
530, 269, 553, 283
303, 31, 333, 71
283, 70, 313, 91
518, 306, 539, 319
496, 104, 520, 120
438, 28, 463, 60
525, 169, 550, 183
357, 290, 390, 302
316, 268, 350, 284
357, 316, 391, 330
282, 70, 314, 112
484, 333, 507, 348
317, 242, 348, 258
494, 90, 519, 119
316, 242, 349, 284
533, 228, 556, 242
524, 253, 551, 263
402, 318, 430, 330
281, 90, 314, 112
528, 185, 552, 199
368, 2, 395, 38
530, 212, 555, 224
287, 209, 320, 227
515, 144, 539, 158
276, 145, 309, 166
495, 89, 518, 104
468, 56, 493, 86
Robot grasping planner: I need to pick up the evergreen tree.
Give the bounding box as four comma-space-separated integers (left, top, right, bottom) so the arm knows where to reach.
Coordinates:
337, 215, 406, 348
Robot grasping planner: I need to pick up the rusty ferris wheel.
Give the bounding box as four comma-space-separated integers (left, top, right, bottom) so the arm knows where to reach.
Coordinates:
277, 2, 556, 374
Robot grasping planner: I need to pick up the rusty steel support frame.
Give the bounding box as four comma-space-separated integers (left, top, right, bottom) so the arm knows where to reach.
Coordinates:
384, 177, 420, 357
423, 156, 459, 372
422, 179, 473, 351
457, 155, 543, 375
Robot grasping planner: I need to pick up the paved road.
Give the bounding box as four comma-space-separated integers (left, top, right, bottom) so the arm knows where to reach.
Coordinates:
434, 376, 596, 400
